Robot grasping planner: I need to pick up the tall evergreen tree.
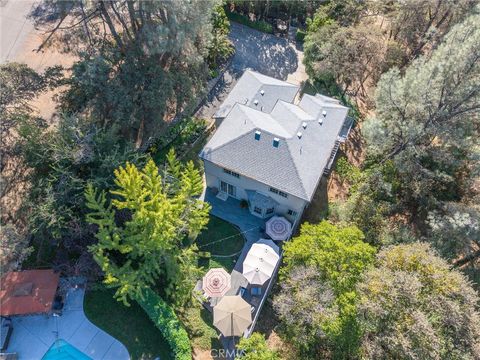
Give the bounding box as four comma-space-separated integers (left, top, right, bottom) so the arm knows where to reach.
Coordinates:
85, 154, 210, 305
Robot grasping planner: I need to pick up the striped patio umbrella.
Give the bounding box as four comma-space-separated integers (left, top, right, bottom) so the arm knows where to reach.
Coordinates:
202, 268, 231, 298
242, 239, 280, 285
266, 216, 292, 241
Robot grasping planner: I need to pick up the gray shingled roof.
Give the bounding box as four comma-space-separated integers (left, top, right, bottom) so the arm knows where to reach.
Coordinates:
214, 70, 299, 118
201, 73, 349, 202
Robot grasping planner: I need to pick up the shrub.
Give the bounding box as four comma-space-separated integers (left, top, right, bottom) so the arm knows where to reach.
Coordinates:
226, 11, 273, 34
296, 29, 307, 43
136, 288, 192, 360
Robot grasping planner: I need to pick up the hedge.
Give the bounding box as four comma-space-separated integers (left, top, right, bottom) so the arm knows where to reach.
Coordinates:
136, 288, 192, 360
226, 11, 273, 34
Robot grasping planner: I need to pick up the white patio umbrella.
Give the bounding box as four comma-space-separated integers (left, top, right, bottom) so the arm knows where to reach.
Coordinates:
202, 268, 231, 298
266, 216, 292, 241
213, 295, 252, 337
242, 239, 280, 285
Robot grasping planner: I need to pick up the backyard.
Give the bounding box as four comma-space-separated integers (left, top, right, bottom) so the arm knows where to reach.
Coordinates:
84, 285, 173, 360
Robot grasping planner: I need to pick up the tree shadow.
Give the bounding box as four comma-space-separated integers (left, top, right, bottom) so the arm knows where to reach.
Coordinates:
229, 22, 299, 80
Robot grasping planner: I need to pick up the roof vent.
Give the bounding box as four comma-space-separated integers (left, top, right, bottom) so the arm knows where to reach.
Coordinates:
255, 131, 261, 140
297, 132, 303, 139
322, 110, 327, 117
254, 99, 259, 105
318, 118, 323, 125
302, 122, 307, 129
273, 138, 280, 148
260, 90, 265, 96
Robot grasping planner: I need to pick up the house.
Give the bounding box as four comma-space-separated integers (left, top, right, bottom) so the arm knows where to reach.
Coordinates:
200, 70, 353, 225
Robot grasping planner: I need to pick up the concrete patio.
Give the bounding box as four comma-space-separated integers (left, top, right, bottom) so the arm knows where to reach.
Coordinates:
6, 278, 129, 360
200, 187, 283, 359
201, 187, 266, 243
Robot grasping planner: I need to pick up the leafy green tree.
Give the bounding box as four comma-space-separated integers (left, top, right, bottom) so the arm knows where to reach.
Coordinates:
237, 333, 279, 360
281, 221, 375, 294
357, 243, 480, 359
85, 154, 210, 305
0, 62, 62, 222
277, 221, 376, 358
34, 0, 219, 146
208, 5, 234, 70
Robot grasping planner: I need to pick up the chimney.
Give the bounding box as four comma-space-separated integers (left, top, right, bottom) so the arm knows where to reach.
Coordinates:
273, 138, 280, 148
255, 131, 261, 140
297, 132, 302, 139
302, 122, 307, 129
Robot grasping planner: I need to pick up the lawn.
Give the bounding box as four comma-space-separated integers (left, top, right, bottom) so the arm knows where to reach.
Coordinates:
195, 216, 245, 272
84, 285, 173, 360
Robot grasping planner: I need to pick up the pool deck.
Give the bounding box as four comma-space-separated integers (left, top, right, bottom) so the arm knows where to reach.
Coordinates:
6, 278, 129, 360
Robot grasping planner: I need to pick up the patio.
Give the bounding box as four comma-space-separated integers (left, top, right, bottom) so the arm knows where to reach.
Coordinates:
201, 187, 266, 243
199, 187, 283, 358
5, 278, 129, 360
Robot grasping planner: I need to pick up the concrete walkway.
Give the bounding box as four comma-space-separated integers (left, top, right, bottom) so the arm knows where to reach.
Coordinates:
8, 281, 129, 360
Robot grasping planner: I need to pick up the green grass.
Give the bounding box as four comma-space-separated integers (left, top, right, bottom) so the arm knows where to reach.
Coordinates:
195, 216, 245, 272
84, 285, 173, 360
177, 302, 222, 352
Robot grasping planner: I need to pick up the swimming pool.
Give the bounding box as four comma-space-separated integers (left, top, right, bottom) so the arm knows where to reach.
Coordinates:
42, 339, 92, 360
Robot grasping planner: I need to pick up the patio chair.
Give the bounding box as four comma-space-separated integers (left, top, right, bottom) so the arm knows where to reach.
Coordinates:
0, 318, 13, 352
250, 287, 262, 296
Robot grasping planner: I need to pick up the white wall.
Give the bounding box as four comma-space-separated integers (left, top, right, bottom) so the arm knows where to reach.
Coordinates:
203, 160, 307, 221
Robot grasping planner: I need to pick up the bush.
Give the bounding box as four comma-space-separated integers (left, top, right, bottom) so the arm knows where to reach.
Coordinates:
136, 288, 192, 360
226, 11, 273, 34
296, 29, 307, 43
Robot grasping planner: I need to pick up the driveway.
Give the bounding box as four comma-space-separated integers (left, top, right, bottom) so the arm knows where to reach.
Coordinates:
7, 279, 129, 360
196, 22, 307, 121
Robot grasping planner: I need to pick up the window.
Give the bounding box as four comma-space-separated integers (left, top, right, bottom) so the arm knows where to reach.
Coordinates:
253, 206, 262, 215
287, 209, 297, 217
223, 168, 240, 178
266, 207, 274, 215
269, 187, 288, 198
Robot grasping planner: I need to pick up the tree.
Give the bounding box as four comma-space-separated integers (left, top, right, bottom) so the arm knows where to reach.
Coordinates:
207, 5, 234, 70
0, 62, 62, 223
357, 243, 480, 359
33, 0, 220, 146
0, 224, 33, 272
273, 265, 338, 356
85, 154, 210, 305
237, 333, 280, 360
281, 221, 376, 294
277, 221, 376, 358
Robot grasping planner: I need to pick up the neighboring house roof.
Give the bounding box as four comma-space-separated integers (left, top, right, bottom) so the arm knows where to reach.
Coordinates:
214, 70, 299, 118
201, 72, 349, 202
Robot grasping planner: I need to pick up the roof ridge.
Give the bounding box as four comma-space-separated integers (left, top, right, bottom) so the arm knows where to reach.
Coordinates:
284, 142, 309, 199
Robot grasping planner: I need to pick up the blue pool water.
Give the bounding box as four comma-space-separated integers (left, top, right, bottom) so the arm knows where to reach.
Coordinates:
42, 339, 91, 360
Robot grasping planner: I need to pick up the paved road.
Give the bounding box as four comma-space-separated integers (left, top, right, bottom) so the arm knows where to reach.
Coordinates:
1, 0, 37, 64
197, 22, 306, 121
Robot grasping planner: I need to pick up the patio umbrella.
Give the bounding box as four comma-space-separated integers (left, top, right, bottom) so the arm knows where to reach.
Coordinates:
202, 268, 231, 298
213, 295, 252, 337
242, 239, 280, 285
266, 216, 292, 241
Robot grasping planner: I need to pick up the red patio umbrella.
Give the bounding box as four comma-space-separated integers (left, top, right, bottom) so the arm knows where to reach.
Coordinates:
202, 268, 231, 298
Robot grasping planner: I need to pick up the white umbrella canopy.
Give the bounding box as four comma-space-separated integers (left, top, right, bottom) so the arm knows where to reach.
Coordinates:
266, 216, 292, 241
213, 295, 252, 337
202, 268, 231, 298
242, 239, 280, 285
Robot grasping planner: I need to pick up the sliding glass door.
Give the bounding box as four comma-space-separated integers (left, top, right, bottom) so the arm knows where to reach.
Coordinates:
220, 180, 236, 197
